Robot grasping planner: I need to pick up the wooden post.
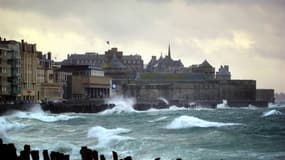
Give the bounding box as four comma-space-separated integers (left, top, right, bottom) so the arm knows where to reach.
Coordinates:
31, 150, 39, 160
123, 156, 132, 160
63, 154, 70, 160
43, 150, 50, 160
8, 143, 17, 160
92, 150, 99, 160
100, 154, 106, 160
112, 151, 118, 160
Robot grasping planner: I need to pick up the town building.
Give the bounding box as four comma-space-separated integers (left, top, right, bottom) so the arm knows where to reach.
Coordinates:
0, 38, 21, 103
187, 60, 215, 80
61, 48, 144, 73
216, 65, 231, 80
60, 65, 112, 100
20, 40, 39, 101
37, 52, 63, 101
146, 44, 184, 73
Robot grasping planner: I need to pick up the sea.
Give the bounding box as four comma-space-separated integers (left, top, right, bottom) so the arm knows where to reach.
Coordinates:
1, 96, 285, 160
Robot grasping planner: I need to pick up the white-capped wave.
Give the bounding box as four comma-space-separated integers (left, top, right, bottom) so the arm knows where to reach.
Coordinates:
157, 97, 169, 105
216, 100, 230, 109
166, 115, 241, 129
0, 117, 27, 130
268, 103, 285, 108
148, 116, 168, 123
87, 126, 133, 147
10, 105, 80, 122
144, 105, 187, 113
262, 109, 283, 117
0, 116, 27, 140
101, 95, 137, 114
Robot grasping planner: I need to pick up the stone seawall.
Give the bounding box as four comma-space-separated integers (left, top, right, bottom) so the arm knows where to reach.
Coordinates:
0, 104, 36, 115
0, 100, 269, 115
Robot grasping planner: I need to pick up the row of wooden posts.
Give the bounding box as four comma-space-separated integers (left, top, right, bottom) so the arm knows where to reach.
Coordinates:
0, 139, 182, 160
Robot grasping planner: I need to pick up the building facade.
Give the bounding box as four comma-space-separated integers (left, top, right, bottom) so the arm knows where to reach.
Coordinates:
216, 65, 231, 80
61, 48, 144, 73
20, 40, 38, 101
146, 44, 184, 73
0, 38, 21, 103
60, 65, 112, 100
37, 52, 63, 101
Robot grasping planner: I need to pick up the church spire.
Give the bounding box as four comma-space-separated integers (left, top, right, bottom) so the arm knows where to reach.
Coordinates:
168, 43, 171, 59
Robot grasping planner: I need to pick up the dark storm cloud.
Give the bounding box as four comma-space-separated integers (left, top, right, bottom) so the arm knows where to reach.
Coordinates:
0, 0, 285, 91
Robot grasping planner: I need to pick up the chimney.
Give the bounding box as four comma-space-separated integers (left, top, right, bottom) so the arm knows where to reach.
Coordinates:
3, 38, 6, 41
0, 37, 2, 41
21, 39, 25, 51
47, 52, 51, 60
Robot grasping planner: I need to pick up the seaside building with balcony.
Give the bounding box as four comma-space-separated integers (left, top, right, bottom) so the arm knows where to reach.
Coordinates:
0, 38, 21, 103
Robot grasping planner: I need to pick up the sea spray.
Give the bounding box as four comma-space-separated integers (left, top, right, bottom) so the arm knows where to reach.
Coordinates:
166, 115, 241, 129
87, 126, 133, 147
10, 105, 81, 122
262, 109, 283, 117
216, 100, 230, 109
157, 97, 169, 105
100, 95, 137, 114
268, 103, 285, 108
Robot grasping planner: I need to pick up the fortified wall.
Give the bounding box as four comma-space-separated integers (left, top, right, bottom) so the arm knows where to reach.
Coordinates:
123, 79, 271, 107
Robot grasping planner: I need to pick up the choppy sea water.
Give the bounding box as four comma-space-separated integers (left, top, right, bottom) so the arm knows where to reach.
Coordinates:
1, 97, 285, 160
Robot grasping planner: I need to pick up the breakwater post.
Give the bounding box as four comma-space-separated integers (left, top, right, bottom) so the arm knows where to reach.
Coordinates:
0, 139, 183, 160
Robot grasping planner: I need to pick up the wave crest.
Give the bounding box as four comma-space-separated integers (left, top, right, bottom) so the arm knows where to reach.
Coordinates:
10, 105, 80, 122
262, 109, 283, 117
166, 115, 241, 129
87, 126, 133, 147
100, 95, 137, 114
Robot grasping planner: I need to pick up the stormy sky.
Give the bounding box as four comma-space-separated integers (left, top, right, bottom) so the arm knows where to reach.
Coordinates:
0, 0, 284, 92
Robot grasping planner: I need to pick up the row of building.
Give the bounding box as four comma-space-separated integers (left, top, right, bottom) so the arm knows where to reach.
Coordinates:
0, 37, 274, 106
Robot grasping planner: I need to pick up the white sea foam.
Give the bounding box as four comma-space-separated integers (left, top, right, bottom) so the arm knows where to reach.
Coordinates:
262, 109, 283, 117
0, 117, 26, 130
166, 115, 241, 129
216, 100, 230, 109
0, 116, 27, 140
144, 105, 187, 113
100, 95, 137, 115
10, 105, 80, 122
148, 116, 168, 123
87, 126, 132, 147
157, 97, 169, 105
268, 103, 285, 108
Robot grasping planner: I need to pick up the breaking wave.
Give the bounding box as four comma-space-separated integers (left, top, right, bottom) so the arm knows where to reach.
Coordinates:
144, 105, 187, 113
87, 126, 133, 147
100, 95, 137, 114
157, 97, 169, 105
166, 115, 241, 129
262, 109, 283, 117
216, 100, 230, 109
0, 116, 27, 141
268, 103, 285, 108
10, 105, 80, 122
